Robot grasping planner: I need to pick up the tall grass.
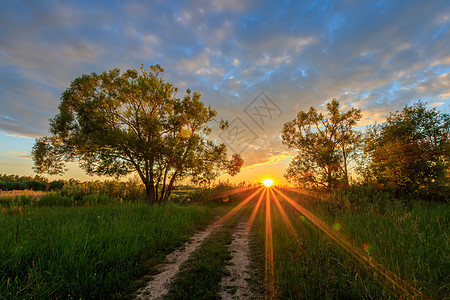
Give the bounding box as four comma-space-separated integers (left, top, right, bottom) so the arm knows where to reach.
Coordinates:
0, 192, 120, 214
271, 198, 391, 299
273, 189, 450, 299
325, 202, 450, 299
0, 203, 214, 299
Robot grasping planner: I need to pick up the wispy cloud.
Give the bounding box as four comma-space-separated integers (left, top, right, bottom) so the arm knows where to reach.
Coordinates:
243, 153, 293, 170
0, 0, 449, 181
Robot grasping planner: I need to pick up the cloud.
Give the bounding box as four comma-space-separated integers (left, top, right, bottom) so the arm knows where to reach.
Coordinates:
1, 0, 450, 181
8, 151, 32, 159
243, 152, 293, 170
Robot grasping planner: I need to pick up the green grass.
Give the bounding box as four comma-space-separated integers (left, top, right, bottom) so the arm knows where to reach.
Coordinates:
2, 187, 447, 299
272, 198, 390, 299
268, 191, 450, 299
245, 189, 449, 299
164, 228, 233, 299
0, 202, 217, 299
165, 198, 253, 299
247, 200, 269, 299
320, 202, 450, 299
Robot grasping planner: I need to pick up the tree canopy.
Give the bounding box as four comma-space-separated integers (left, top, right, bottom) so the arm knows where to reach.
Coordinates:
32, 65, 243, 204
364, 101, 450, 200
281, 99, 362, 190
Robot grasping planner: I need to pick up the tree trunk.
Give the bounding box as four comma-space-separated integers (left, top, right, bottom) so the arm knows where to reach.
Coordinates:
342, 147, 349, 187
145, 183, 155, 204
163, 190, 172, 204
327, 167, 332, 191
161, 171, 178, 204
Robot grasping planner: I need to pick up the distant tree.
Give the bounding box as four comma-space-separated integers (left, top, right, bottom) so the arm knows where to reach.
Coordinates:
282, 99, 362, 190
32, 65, 243, 204
49, 180, 65, 191
364, 101, 450, 200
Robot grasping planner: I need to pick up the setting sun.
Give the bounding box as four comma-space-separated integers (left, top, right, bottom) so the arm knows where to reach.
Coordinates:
262, 178, 274, 187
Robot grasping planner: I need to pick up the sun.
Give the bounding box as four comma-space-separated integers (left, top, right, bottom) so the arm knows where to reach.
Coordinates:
262, 178, 274, 187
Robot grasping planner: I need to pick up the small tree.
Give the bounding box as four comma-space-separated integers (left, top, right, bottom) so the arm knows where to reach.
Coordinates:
364, 101, 450, 200
282, 99, 362, 190
32, 65, 243, 204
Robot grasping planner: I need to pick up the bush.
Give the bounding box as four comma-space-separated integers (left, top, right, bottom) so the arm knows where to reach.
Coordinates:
49, 180, 65, 190
0, 181, 28, 191
26, 180, 47, 191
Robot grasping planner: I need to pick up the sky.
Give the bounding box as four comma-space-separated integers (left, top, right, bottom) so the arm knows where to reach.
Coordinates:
0, 0, 449, 185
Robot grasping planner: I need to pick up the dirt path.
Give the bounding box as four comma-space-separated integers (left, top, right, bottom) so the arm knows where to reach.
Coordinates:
219, 222, 254, 300
134, 222, 221, 300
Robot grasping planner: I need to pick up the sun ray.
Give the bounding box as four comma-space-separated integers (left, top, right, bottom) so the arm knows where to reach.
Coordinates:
245, 188, 266, 235
283, 186, 327, 199
210, 187, 263, 228
273, 187, 426, 299
269, 188, 303, 247
204, 186, 257, 202
265, 188, 276, 299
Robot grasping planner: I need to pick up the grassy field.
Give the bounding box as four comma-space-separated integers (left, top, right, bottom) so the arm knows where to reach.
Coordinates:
248, 189, 450, 299
1, 186, 447, 299
0, 202, 221, 299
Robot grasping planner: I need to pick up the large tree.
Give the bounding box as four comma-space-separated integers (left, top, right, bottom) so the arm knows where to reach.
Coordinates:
282, 99, 362, 189
32, 65, 243, 204
364, 101, 450, 199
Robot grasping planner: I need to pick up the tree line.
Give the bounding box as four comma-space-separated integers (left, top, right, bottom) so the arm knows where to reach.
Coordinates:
282, 99, 450, 201
0, 174, 49, 191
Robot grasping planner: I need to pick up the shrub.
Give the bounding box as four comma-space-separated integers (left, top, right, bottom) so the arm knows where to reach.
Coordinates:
0, 181, 28, 191
49, 180, 65, 190
26, 180, 47, 191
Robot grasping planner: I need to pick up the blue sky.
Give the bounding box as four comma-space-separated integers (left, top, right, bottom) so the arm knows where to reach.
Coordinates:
0, 0, 449, 183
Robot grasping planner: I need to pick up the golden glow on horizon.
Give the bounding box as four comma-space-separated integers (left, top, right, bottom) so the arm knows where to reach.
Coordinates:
262, 178, 274, 187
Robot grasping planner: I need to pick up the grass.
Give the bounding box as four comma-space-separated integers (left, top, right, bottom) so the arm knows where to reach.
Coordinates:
271, 198, 390, 299
1, 186, 447, 299
0, 202, 217, 299
164, 197, 253, 299
321, 202, 450, 299
247, 200, 269, 299
0, 189, 47, 199
0, 192, 121, 213
267, 190, 450, 299
164, 227, 233, 299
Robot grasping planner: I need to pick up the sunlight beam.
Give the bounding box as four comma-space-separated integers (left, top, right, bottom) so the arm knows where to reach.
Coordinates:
265, 188, 276, 299
274, 187, 426, 299
269, 188, 304, 248
210, 187, 263, 229
204, 186, 257, 202
245, 188, 266, 235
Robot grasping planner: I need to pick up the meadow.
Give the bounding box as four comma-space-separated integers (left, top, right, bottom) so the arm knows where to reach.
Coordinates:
248, 188, 450, 299
0, 202, 221, 299
0, 184, 448, 299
